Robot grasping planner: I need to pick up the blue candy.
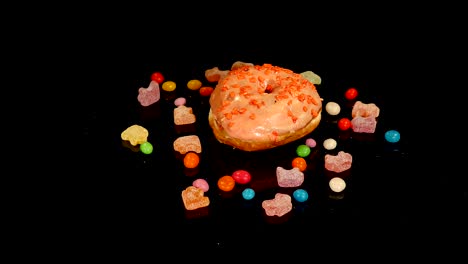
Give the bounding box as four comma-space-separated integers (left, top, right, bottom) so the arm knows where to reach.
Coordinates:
385, 130, 400, 143
293, 189, 309, 202
242, 188, 255, 200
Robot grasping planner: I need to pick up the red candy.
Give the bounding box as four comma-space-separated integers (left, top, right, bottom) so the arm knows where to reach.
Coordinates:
345, 87, 358, 100
338, 117, 352, 131
150, 71, 165, 84
232, 170, 251, 184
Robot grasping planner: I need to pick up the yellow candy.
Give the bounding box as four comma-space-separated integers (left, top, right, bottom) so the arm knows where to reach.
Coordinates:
187, 79, 202, 90
162, 81, 176, 92
121, 124, 148, 146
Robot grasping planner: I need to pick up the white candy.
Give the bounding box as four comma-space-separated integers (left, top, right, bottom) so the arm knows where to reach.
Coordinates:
329, 177, 346, 192
325, 102, 341, 115
300, 70, 322, 85
323, 138, 337, 150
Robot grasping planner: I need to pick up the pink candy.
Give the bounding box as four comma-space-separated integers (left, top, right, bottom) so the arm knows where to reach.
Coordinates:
351, 116, 377, 133
174, 97, 186, 106
262, 193, 292, 217
137, 80, 161, 106
193, 178, 209, 192
276, 167, 304, 187
305, 138, 317, 148
324, 151, 352, 173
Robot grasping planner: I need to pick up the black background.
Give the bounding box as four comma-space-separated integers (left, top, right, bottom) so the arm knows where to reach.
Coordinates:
70, 9, 465, 258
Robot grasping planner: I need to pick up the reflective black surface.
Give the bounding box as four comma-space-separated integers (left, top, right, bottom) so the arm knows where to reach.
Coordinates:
78, 42, 464, 254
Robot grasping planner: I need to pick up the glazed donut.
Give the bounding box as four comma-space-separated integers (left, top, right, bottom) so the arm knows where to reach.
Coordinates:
208, 63, 322, 151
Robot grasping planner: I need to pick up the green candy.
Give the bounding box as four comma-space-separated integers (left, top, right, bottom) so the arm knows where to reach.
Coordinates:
140, 141, 153, 154
296, 144, 311, 157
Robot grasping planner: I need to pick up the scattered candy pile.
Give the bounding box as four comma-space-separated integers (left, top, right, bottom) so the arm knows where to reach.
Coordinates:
120, 65, 402, 218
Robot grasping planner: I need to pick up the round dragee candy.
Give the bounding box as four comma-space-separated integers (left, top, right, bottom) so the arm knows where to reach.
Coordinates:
162, 81, 176, 91
329, 177, 346, 192
242, 188, 255, 200
305, 138, 316, 148
325, 102, 341, 115
323, 138, 337, 150
293, 189, 309, 202
232, 170, 252, 184
296, 144, 311, 157
174, 97, 186, 106
385, 130, 400, 143
140, 141, 153, 154
338, 117, 352, 131
345, 87, 358, 100
150, 71, 164, 84
193, 178, 209, 192
187, 79, 202, 90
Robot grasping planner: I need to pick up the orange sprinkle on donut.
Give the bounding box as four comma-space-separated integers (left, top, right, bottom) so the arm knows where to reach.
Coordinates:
298, 94, 306, 102
311, 109, 318, 117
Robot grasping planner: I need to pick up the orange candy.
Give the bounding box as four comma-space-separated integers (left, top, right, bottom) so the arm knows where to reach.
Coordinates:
217, 175, 235, 192
199, 87, 214, 96
181, 186, 210, 210
183, 152, 200, 168
292, 157, 307, 172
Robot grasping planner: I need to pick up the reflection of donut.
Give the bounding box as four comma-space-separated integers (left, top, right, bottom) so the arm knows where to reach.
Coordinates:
208, 63, 322, 151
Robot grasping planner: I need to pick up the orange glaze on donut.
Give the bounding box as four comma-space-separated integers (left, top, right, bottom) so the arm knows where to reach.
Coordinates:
209, 63, 322, 143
